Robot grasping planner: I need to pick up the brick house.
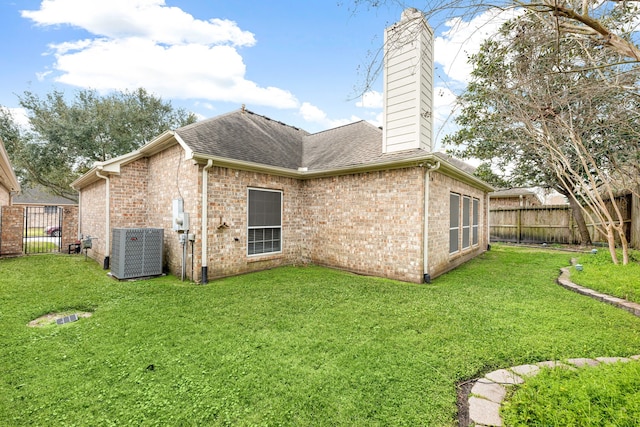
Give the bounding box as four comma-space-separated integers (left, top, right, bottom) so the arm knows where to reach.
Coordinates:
0, 137, 22, 256
490, 188, 542, 209
71, 9, 493, 284
0, 137, 20, 206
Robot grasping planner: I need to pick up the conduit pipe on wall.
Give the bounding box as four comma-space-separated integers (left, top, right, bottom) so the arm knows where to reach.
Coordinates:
201, 159, 213, 284
422, 160, 440, 284
96, 167, 111, 269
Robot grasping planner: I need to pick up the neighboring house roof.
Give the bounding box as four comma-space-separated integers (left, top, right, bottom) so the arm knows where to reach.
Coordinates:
0, 137, 20, 194
13, 184, 77, 206
490, 188, 539, 198
72, 109, 493, 192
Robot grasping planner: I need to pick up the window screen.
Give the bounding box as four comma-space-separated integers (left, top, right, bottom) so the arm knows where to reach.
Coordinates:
248, 189, 282, 256
462, 196, 471, 249
450, 193, 460, 253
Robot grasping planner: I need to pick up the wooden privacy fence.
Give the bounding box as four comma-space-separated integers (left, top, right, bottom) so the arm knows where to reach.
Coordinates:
490, 193, 636, 247
491, 205, 579, 244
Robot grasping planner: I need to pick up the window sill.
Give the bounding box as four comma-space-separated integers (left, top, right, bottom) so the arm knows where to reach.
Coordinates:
247, 252, 284, 263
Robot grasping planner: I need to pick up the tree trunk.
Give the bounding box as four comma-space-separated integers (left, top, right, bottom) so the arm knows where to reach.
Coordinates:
606, 224, 619, 265
563, 190, 592, 245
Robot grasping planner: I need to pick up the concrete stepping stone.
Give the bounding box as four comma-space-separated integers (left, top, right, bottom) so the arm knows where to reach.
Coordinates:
485, 368, 524, 385
470, 381, 507, 403
469, 396, 502, 426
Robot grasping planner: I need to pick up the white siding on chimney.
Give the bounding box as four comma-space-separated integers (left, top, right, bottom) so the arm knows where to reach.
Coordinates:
382, 9, 434, 154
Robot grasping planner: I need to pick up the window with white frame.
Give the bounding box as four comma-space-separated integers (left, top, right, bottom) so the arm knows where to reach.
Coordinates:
449, 193, 460, 253
451, 193, 481, 254
247, 188, 282, 256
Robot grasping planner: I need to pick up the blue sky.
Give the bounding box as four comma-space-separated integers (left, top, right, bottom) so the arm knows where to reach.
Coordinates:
0, 0, 517, 148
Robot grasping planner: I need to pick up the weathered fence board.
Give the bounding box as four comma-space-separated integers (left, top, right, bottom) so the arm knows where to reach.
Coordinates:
490, 193, 634, 247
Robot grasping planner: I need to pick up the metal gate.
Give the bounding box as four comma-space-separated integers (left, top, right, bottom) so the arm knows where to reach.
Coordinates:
23, 206, 63, 254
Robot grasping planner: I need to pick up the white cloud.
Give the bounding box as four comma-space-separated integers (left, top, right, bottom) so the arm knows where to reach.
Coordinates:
21, 0, 255, 46
299, 102, 326, 123
434, 8, 523, 84
2, 107, 31, 130
356, 90, 383, 108
21, 0, 297, 109
299, 102, 360, 129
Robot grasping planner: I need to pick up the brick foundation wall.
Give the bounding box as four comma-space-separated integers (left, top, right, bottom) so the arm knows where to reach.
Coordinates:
303, 168, 425, 283
0, 206, 23, 256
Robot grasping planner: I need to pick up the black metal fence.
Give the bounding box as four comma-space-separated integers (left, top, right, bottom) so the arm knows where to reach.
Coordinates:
23, 206, 63, 254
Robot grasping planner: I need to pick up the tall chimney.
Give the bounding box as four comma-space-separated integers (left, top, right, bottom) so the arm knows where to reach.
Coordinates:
382, 8, 434, 153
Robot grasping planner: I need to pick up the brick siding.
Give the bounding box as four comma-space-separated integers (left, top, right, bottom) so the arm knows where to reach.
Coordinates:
61, 206, 79, 252
146, 145, 199, 278
427, 171, 488, 277
0, 206, 23, 256
304, 168, 425, 283
79, 179, 107, 260
202, 166, 305, 279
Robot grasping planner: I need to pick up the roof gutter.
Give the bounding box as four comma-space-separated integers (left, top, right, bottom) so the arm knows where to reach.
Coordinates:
189, 152, 493, 191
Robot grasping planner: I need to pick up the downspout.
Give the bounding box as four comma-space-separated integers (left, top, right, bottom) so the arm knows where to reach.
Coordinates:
96, 168, 111, 269
422, 160, 440, 284
201, 159, 213, 284
77, 191, 82, 241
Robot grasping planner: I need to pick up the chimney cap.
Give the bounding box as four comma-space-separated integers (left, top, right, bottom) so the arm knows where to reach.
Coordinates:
401, 8, 423, 21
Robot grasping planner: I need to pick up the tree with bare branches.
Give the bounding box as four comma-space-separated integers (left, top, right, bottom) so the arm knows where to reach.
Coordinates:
444, 10, 640, 263
348, 0, 639, 92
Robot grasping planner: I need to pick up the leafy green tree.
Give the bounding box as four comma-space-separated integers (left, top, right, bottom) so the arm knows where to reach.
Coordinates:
472, 163, 510, 189
5, 88, 197, 200
444, 10, 640, 263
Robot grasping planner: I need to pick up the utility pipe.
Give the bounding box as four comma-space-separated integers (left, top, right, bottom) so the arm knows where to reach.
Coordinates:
201, 159, 213, 283
77, 191, 82, 242
422, 160, 440, 284
96, 168, 111, 269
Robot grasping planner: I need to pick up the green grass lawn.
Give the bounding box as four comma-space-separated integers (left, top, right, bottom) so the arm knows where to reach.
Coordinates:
570, 248, 640, 304
502, 360, 640, 426
25, 227, 45, 237
1, 245, 640, 426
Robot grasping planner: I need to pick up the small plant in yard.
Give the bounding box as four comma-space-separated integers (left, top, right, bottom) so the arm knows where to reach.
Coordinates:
1, 246, 640, 425
571, 247, 640, 304
502, 361, 640, 426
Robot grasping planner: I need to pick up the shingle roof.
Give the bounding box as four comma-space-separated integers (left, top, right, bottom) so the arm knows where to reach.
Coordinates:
13, 185, 77, 205
175, 109, 477, 174
176, 109, 307, 170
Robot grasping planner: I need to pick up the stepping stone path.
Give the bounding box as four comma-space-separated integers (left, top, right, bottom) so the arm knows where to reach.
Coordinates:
466, 261, 640, 426
468, 356, 640, 426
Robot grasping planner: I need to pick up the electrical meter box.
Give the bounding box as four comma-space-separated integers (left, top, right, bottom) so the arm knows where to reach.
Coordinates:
111, 228, 163, 279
